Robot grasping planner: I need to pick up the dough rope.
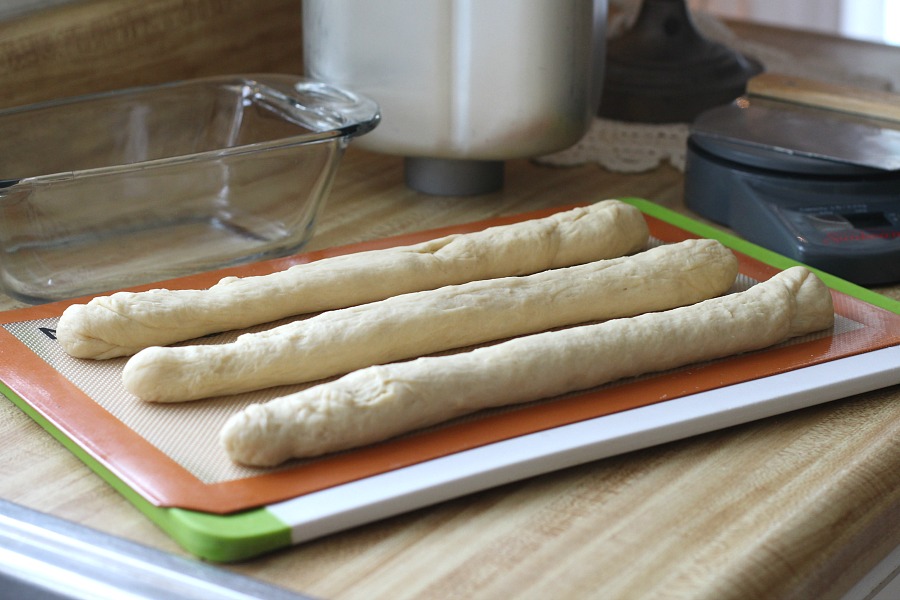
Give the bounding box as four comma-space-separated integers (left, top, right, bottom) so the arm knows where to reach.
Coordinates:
123, 239, 738, 402
220, 267, 834, 467
57, 200, 649, 359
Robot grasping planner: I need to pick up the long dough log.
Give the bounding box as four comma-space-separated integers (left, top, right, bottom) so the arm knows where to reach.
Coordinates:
57, 200, 648, 359
220, 266, 834, 467
123, 239, 738, 402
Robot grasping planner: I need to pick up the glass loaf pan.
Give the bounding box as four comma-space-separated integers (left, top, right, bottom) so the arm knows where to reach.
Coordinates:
0, 74, 379, 303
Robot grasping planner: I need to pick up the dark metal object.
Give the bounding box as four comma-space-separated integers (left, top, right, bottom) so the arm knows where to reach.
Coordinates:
599, 0, 763, 123
404, 158, 505, 196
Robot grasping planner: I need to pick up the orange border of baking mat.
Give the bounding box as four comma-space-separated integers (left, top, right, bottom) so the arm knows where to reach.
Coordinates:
1, 205, 898, 514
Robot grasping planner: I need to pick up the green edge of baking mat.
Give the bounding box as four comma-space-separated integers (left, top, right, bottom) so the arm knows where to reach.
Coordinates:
3, 197, 898, 564
0, 380, 291, 563
620, 197, 900, 315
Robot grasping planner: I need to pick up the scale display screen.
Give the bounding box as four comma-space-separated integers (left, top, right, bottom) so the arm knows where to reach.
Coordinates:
843, 211, 893, 229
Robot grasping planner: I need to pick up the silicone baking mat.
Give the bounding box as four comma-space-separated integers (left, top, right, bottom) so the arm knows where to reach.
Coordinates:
1, 198, 898, 562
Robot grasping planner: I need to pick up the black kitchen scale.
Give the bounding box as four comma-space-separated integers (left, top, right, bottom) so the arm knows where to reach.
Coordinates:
685, 105, 900, 287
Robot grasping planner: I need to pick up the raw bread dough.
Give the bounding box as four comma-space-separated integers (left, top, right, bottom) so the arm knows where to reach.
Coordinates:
123, 238, 738, 402
57, 200, 649, 359
220, 266, 834, 466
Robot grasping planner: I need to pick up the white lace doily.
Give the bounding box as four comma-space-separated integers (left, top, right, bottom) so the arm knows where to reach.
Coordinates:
543, 119, 692, 173
538, 4, 895, 173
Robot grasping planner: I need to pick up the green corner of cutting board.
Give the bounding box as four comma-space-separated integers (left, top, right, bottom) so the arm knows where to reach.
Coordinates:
110, 477, 292, 563
159, 507, 292, 563
0, 383, 292, 563
619, 197, 900, 315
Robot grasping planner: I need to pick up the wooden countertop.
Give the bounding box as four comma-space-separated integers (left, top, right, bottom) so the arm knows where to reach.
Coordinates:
1, 3, 898, 599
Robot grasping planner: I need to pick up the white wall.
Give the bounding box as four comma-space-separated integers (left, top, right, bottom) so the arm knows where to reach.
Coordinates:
689, 0, 898, 45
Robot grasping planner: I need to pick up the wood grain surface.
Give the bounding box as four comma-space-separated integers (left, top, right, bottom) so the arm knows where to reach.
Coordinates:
0, 0, 304, 110
0, 4, 898, 599
748, 72, 900, 122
